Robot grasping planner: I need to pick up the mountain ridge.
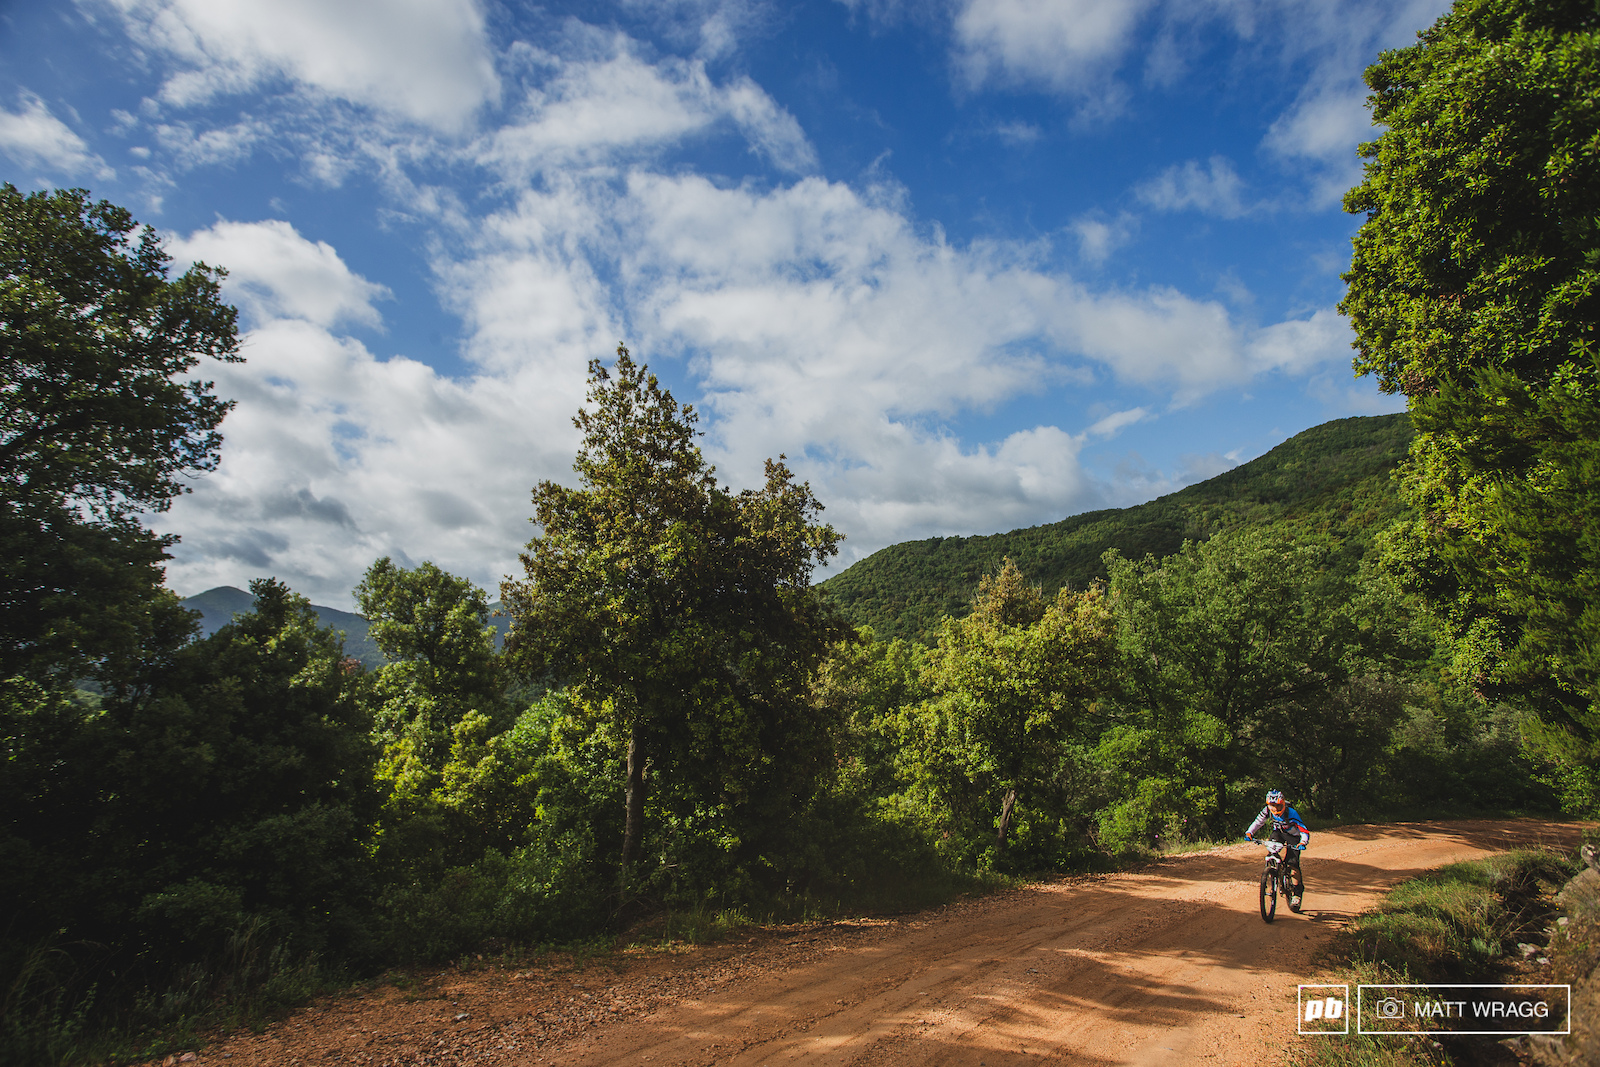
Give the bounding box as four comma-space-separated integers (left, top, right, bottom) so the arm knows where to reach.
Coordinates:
817, 412, 1414, 641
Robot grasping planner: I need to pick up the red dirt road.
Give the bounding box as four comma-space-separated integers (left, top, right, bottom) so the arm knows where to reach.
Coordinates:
204, 820, 1584, 1067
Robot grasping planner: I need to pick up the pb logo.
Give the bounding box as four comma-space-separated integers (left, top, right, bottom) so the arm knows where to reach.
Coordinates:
1298, 984, 1350, 1034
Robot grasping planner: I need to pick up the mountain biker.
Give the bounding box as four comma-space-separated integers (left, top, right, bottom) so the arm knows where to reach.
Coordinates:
1244, 789, 1309, 909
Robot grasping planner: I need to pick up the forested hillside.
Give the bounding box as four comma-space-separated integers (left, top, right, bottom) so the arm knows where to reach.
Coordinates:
820, 413, 1413, 641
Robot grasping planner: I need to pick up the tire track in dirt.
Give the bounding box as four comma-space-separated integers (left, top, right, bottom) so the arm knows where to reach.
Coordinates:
196, 819, 1585, 1067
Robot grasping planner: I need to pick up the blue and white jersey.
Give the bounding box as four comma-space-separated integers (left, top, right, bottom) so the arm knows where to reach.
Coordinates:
1246, 805, 1309, 848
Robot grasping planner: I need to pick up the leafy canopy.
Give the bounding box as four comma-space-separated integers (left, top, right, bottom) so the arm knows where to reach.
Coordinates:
1340, 0, 1600, 807
503, 346, 847, 882
0, 186, 239, 686
0, 184, 239, 521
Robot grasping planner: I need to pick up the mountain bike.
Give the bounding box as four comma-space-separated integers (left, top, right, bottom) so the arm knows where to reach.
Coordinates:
1257, 839, 1302, 922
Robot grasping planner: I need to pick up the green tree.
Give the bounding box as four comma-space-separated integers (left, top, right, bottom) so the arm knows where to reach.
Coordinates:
1104, 531, 1358, 838
1340, 0, 1600, 809
355, 557, 501, 705
502, 346, 847, 892
896, 560, 1117, 866
2, 580, 375, 1036
352, 558, 512, 872
0, 184, 239, 686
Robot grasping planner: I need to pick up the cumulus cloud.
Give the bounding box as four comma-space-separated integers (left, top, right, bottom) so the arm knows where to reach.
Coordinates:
1070, 211, 1137, 264
154, 313, 588, 607
168, 219, 392, 330
162, 165, 1363, 591
0, 93, 113, 179
435, 167, 1362, 562
118, 13, 1382, 596
101, 0, 500, 129
1136, 155, 1250, 217
478, 37, 815, 178
953, 0, 1157, 98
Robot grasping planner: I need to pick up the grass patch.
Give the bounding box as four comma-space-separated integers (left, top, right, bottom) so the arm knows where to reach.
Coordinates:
1156, 836, 1234, 856
1289, 847, 1581, 1067
1348, 849, 1577, 982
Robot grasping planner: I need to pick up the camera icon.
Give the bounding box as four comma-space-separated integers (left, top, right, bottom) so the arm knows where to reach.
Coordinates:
1375, 996, 1406, 1020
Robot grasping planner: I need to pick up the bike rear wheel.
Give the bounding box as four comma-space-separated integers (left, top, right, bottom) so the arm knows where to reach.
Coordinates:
1259, 867, 1277, 923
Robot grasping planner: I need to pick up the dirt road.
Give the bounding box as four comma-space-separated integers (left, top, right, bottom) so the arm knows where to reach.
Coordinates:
203, 820, 1584, 1067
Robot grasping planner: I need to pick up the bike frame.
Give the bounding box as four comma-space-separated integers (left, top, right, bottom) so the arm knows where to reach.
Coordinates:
1257, 839, 1300, 923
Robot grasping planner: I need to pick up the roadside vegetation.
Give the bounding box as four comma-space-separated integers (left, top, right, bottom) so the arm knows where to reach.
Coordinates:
5, 1, 1600, 1062
1291, 847, 1584, 1067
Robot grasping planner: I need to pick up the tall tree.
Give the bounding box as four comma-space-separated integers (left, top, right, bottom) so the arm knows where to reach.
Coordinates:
355, 557, 502, 712
1105, 531, 1358, 834
916, 560, 1116, 858
1340, 0, 1600, 809
502, 346, 846, 889
0, 184, 239, 685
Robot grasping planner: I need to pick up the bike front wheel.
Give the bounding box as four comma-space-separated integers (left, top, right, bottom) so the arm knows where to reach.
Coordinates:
1260, 868, 1277, 923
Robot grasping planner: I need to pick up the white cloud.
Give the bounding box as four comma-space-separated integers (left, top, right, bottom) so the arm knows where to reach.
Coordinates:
478, 38, 815, 178
1086, 407, 1148, 437
991, 119, 1042, 146
155, 314, 588, 608
618, 0, 773, 59
953, 0, 1157, 97
1136, 155, 1249, 217
429, 167, 1363, 563
1257, 0, 1452, 206
120, 15, 1383, 593
1070, 211, 1136, 263
153, 117, 266, 169
723, 77, 818, 173
168, 220, 391, 330
1243, 306, 1350, 377
102, 0, 500, 129
0, 93, 113, 179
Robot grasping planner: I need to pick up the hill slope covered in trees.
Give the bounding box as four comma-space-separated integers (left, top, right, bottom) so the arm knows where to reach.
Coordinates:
818, 413, 1413, 641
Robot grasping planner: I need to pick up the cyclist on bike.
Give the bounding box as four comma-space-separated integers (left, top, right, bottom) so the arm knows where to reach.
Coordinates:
1244, 789, 1309, 908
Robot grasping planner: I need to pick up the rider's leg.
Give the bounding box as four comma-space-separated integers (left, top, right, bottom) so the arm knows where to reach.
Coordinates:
1275, 829, 1303, 892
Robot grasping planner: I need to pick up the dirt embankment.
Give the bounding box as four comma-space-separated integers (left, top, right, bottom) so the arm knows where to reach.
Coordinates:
182, 819, 1584, 1067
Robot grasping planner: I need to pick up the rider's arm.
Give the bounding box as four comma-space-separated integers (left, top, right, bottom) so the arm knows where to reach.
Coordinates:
1243, 808, 1268, 840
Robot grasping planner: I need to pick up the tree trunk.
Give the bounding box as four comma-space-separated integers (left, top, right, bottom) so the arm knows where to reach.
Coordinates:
621, 720, 645, 890
995, 788, 1017, 852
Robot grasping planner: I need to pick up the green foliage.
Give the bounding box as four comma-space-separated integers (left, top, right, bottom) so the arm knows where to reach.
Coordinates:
1348, 850, 1578, 981
0, 184, 239, 521
903, 567, 1118, 867
821, 413, 1414, 642
0, 185, 239, 690
503, 345, 850, 895
1342, 0, 1600, 813
1104, 530, 1367, 837
355, 558, 501, 705
1, 580, 376, 1055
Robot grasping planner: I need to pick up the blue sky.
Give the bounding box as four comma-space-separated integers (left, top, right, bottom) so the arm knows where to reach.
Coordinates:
0, 0, 1444, 608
